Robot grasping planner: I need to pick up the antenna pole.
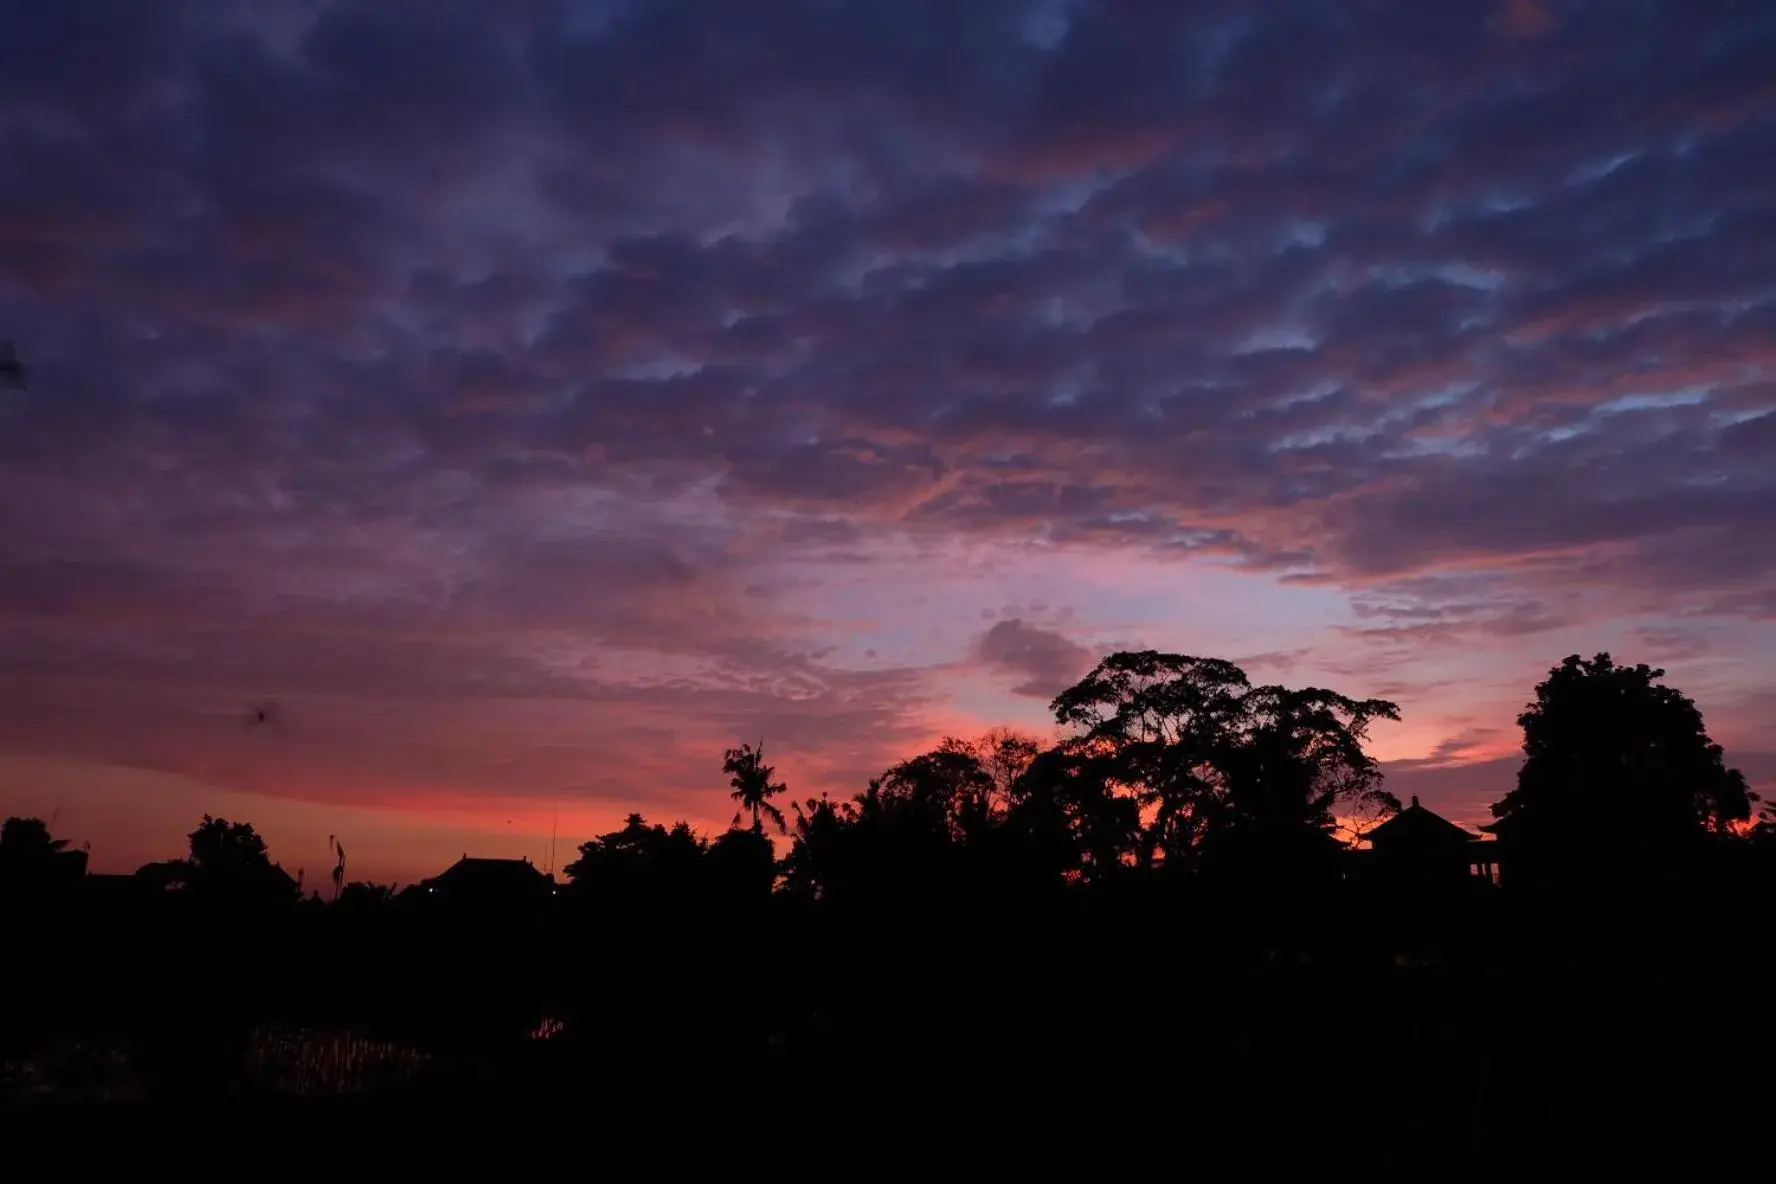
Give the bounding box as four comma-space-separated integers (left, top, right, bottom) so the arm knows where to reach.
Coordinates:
548, 804, 559, 877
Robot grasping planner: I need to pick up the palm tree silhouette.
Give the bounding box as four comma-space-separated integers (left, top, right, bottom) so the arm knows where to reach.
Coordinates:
724, 742, 787, 834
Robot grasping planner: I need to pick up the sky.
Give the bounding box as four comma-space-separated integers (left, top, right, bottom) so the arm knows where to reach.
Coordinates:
1, 0, 1773, 886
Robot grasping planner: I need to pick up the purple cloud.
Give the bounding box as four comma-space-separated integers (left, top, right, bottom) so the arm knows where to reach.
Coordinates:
0, 1, 1773, 869
975, 619, 1095, 699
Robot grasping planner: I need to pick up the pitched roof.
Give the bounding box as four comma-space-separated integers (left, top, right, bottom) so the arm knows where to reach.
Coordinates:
426, 855, 553, 891
1365, 796, 1484, 848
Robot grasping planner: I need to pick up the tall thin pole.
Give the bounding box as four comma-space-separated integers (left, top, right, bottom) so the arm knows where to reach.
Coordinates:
548, 804, 559, 878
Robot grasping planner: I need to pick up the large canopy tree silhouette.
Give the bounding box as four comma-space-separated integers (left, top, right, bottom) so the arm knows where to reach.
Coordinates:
1224, 685, 1402, 831
1050, 651, 1400, 872
877, 741, 998, 841
1487, 653, 1753, 872
724, 742, 788, 834
1052, 652, 1249, 868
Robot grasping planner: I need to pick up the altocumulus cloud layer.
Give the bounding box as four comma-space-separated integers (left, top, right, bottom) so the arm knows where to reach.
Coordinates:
1, 0, 1774, 871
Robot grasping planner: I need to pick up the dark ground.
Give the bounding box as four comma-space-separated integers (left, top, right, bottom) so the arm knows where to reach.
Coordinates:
4, 961, 1770, 1180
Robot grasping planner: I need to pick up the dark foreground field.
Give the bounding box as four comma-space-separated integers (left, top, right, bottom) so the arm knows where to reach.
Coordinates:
5, 962, 1771, 1179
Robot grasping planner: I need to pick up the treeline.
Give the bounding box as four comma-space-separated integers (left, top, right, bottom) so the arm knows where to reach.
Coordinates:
4, 650, 1773, 980
7, 647, 1776, 1162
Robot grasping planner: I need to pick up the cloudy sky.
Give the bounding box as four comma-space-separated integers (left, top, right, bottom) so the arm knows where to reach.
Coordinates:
1, 0, 1772, 884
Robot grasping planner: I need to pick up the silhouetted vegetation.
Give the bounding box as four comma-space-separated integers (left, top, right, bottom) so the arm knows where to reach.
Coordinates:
4, 649, 1772, 1174
1488, 652, 1753, 879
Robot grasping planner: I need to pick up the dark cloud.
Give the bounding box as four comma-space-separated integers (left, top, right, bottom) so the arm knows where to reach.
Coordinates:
975, 619, 1095, 699
1385, 726, 1511, 773
1, 0, 1773, 820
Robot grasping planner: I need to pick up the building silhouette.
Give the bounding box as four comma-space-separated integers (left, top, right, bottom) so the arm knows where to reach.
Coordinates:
422, 855, 556, 910
1364, 795, 1499, 888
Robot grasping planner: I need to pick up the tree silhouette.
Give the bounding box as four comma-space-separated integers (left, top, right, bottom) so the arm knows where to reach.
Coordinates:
564, 813, 708, 901
0, 816, 68, 859
188, 815, 270, 872
1335, 793, 1398, 849
182, 815, 297, 905
1049, 652, 1398, 873
1053, 652, 1250, 867
1487, 653, 1753, 875
995, 747, 1136, 885
0, 817, 81, 903
975, 728, 1042, 810
724, 742, 787, 834
707, 826, 776, 903
784, 794, 844, 899
778, 778, 956, 918
1222, 685, 1401, 832
878, 741, 997, 840
335, 881, 396, 910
